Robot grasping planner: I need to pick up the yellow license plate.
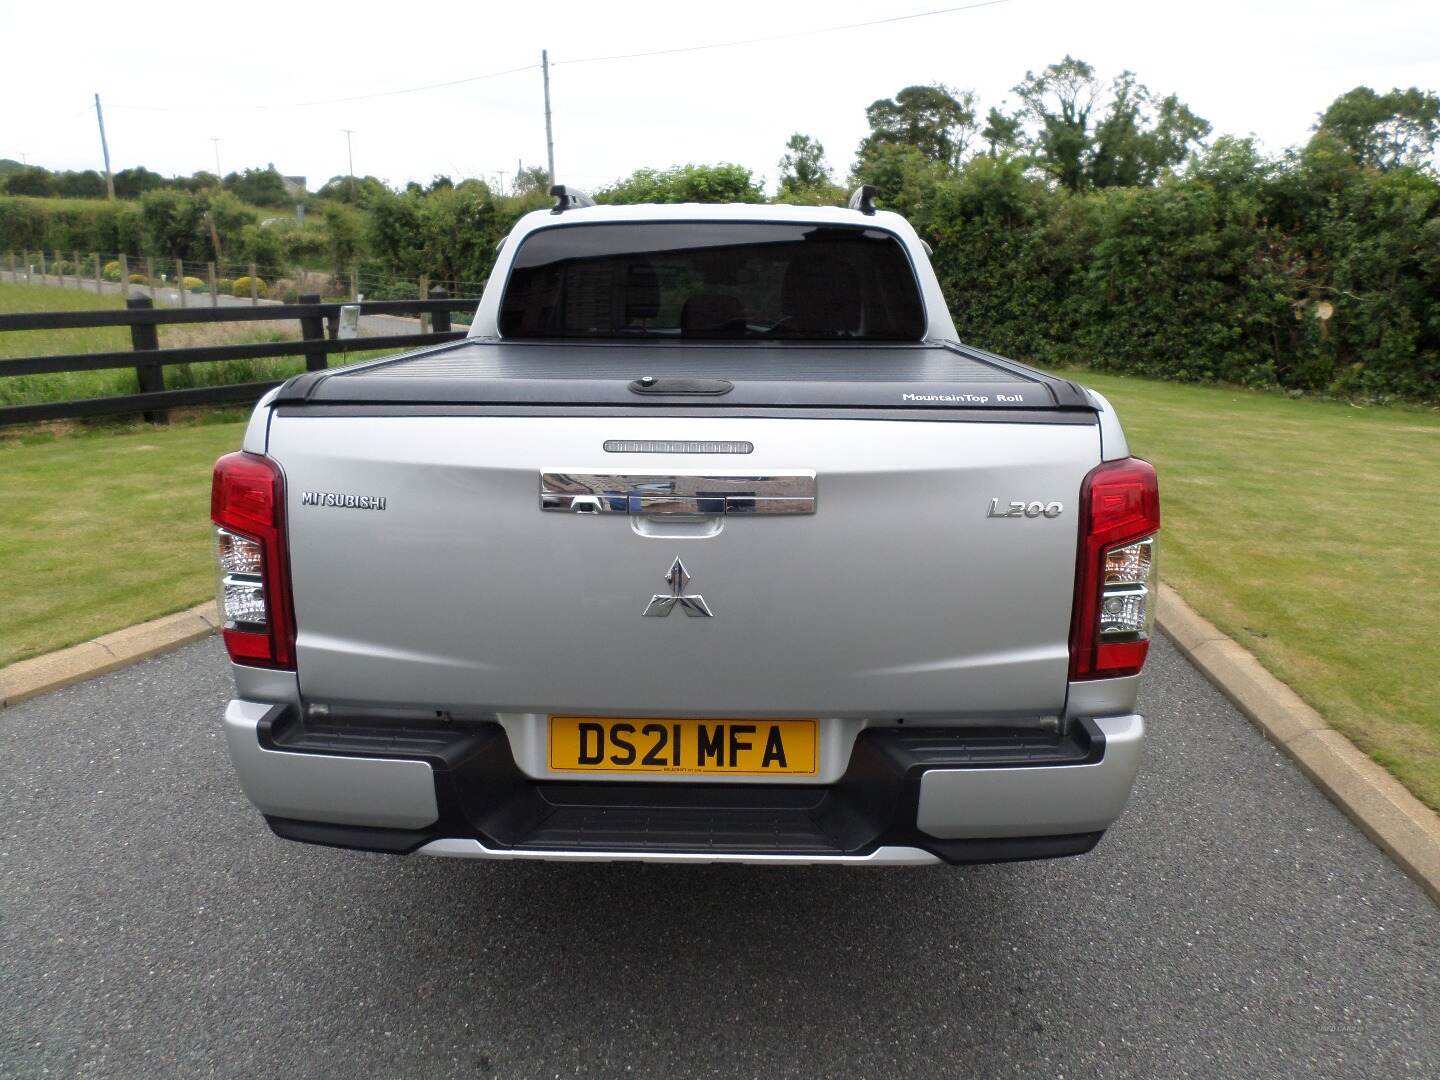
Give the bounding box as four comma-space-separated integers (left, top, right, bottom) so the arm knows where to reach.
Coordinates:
548, 716, 818, 776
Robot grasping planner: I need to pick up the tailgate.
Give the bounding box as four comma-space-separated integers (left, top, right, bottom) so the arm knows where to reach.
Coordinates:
270, 414, 1098, 719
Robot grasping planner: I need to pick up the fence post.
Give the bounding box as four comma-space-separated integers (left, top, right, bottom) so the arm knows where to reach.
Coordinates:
418, 274, 430, 333
54, 251, 63, 286
38, 250, 47, 279
207, 262, 218, 308
126, 296, 167, 425
146, 256, 156, 300
119, 253, 129, 292
249, 263, 258, 306
7, 251, 14, 278
429, 286, 451, 334
93, 253, 102, 294
349, 268, 358, 302
176, 258, 187, 307
298, 294, 328, 372
72, 250, 80, 288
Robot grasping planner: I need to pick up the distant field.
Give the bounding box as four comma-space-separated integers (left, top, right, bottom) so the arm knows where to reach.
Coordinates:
0, 280, 381, 407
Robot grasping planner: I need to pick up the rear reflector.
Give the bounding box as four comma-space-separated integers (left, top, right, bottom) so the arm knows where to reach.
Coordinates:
211, 452, 295, 669
1070, 458, 1160, 680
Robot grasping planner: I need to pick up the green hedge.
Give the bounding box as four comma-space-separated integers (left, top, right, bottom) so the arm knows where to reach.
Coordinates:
4, 145, 1437, 401
912, 139, 1439, 401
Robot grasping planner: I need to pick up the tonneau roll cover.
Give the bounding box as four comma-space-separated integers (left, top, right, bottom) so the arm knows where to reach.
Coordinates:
272, 339, 1097, 413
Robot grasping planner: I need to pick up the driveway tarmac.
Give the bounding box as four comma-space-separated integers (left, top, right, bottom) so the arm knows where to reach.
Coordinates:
2, 636, 1436, 1078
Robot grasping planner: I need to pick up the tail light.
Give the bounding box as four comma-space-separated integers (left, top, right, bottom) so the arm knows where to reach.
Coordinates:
1070, 457, 1160, 680
211, 452, 295, 669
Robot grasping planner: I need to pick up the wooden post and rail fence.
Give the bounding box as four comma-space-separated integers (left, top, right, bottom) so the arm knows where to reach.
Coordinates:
0, 289, 466, 427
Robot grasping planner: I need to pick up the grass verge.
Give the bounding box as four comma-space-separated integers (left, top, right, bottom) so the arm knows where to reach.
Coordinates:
0, 419, 246, 667
1055, 369, 1440, 811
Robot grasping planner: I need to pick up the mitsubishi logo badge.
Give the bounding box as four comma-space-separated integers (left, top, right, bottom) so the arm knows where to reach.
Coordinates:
642, 558, 714, 618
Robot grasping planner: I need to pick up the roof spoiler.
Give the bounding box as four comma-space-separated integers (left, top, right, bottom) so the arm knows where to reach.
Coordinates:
550, 185, 596, 214
848, 184, 878, 215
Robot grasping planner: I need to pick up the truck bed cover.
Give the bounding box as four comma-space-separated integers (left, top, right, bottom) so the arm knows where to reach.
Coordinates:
273, 338, 1096, 414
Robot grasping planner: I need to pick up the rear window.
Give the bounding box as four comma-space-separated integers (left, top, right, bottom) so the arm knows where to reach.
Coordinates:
499, 222, 925, 341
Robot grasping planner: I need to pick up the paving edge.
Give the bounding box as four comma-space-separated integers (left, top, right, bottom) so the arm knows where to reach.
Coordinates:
1157, 582, 1440, 906
0, 602, 220, 708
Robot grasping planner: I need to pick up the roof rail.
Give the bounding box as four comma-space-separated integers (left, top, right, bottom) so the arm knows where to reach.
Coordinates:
848, 184, 878, 215
550, 185, 596, 214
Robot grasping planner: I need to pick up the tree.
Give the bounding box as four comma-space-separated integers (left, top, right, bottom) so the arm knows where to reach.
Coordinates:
1315, 86, 1440, 171
175, 171, 221, 193
223, 166, 291, 207
512, 166, 552, 198
980, 107, 1022, 158
1012, 56, 1101, 190
849, 142, 950, 223
1012, 57, 1208, 191
113, 166, 165, 199
52, 170, 107, 198
1088, 72, 1210, 188
324, 205, 363, 272
778, 133, 832, 193
317, 174, 388, 205
4, 166, 54, 197
858, 85, 977, 169
596, 164, 765, 204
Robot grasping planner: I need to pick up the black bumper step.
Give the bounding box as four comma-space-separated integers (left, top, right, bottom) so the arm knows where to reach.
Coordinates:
258, 710, 1106, 864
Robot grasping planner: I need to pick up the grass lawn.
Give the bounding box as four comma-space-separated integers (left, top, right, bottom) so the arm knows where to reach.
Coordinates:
1053, 369, 1440, 811
1, 418, 246, 668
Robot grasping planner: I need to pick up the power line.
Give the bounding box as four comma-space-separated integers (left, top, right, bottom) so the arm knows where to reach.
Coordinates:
554, 0, 1012, 67
104, 1, 1013, 114
110, 63, 539, 113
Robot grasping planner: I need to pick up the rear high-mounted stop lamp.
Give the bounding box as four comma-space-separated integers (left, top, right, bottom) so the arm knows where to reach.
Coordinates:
1070, 457, 1160, 680
211, 452, 295, 669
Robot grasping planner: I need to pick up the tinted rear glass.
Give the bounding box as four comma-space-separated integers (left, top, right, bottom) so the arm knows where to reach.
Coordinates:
499, 222, 925, 341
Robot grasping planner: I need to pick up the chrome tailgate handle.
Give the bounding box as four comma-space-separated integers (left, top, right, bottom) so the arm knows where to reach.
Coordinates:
540, 472, 816, 515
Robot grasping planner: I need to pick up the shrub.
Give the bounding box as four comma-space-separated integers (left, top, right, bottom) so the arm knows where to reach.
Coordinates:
0, 195, 142, 255
236, 222, 285, 269
232, 275, 268, 298
183, 275, 206, 292
127, 273, 148, 285
102, 260, 122, 282
216, 277, 235, 295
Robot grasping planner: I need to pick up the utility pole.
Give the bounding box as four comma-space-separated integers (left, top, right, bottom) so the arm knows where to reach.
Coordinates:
542, 49, 555, 187
342, 129, 355, 198
497, 169, 507, 197
94, 94, 115, 200
210, 137, 222, 176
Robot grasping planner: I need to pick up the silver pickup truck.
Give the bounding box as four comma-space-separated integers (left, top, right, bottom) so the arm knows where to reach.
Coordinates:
212, 188, 1159, 866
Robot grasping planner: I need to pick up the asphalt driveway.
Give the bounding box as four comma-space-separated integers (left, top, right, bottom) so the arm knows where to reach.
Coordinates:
2, 635, 1437, 1078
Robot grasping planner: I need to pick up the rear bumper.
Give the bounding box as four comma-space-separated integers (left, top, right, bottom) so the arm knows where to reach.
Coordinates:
223, 700, 1142, 866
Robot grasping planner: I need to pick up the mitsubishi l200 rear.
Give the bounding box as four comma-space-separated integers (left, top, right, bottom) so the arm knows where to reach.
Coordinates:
212, 186, 1158, 865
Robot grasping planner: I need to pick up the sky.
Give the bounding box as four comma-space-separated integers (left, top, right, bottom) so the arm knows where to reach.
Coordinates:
4, 0, 1438, 194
